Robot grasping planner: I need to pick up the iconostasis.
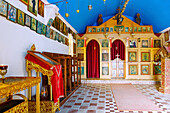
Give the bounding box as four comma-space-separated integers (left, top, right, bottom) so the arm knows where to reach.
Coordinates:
76, 15, 167, 80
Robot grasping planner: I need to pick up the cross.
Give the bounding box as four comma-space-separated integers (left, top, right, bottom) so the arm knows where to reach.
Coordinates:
117, 7, 121, 13
115, 54, 120, 58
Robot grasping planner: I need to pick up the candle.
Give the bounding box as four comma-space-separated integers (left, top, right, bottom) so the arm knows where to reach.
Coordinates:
84, 37, 87, 47
109, 37, 112, 48
151, 37, 153, 48
127, 37, 129, 47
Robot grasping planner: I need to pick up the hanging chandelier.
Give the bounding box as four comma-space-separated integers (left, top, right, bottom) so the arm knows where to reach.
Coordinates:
103, 5, 109, 38
88, 0, 92, 11
103, 0, 106, 4
65, 1, 69, 17
76, 0, 80, 13
88, 4, 92, 11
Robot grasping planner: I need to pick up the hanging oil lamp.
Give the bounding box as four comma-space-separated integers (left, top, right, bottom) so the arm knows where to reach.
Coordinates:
76, 0, 80, 13
65, 13, 69, 17
88, 4, 92, 11
65, 1, 69, 17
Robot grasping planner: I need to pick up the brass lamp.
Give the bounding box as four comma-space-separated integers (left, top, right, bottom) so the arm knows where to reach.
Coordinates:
65, 13, 69, 17
65, 1, 69, 17
88, 4, 92, 11
40, 86, 48, 98
0, 64, 8, 83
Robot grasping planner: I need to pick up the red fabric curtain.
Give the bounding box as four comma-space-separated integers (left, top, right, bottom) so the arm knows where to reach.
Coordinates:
86, 40, 100, 78
111, 40, 125, 60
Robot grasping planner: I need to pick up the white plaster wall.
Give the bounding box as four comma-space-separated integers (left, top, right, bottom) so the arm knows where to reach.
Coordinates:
0, 0, 69, 77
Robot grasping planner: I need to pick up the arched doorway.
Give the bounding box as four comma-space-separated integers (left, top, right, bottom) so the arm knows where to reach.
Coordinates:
86, 40, 100, 78
111, 39, 125, 78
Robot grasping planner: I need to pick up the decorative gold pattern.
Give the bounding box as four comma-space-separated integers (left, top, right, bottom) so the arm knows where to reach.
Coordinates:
3, 94, 28, 113
31, 44, 36, 51
28, 100, 60, 113
0, 77, 40, 98
26, 60, 53, 85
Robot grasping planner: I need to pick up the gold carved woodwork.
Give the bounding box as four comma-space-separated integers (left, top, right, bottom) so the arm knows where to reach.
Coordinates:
28, 100, 60, 113
3, 94, 28, 113
0, 77, 40, 98
31, 44, 36, 51
26, 60, 53, 85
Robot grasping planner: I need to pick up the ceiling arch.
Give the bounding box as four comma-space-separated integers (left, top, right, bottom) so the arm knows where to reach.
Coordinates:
47, 0, 170, 34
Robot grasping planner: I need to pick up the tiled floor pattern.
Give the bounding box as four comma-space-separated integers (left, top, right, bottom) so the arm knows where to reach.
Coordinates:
57, 84, 170, 113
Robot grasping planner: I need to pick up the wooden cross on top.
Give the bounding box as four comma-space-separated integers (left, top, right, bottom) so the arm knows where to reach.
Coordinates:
117, 7, 121, 13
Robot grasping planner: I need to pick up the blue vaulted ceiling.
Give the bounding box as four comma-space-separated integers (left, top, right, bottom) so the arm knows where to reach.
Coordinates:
47, 0, 170, 34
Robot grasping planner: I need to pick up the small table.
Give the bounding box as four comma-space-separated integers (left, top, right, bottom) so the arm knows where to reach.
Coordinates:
0, 77, 41, 113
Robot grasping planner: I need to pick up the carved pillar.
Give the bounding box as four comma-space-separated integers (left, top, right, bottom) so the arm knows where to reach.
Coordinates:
36, 72, 40, 113
28, 71, 32, 101
159, 58, 170, 94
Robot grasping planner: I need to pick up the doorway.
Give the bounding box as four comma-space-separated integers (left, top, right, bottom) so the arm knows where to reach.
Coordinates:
86, 40, 100, 78
111, 39, 125, 78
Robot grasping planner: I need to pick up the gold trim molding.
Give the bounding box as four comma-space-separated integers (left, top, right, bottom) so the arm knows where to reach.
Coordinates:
26, 60, 53, 85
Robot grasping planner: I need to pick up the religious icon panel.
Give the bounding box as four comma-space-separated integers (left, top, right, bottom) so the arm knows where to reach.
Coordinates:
7, 3, 17, 23
119, 70, 124, 77
141, 52, 150, 62
141, 64, 150, 75
128, 51, 137, 62
143, 27, 146, 32
154, 40, 161, 48
36, 21, 42, 34
0, 0, 7, 17
97, 28, 100, 32
46, 26, 50, 38
28, 0, 38, 16
77, 39, 84, 47
129, 39, 137, 48
88, 28, 92, 32
129, 65, 138, 75
25, 14, 31, 27
93, 27, 96, 32
30, 17, 37, 31
102, 67, 109, 75
102, 39, 109, 47
164, 31, 169, 42
142, 40, 148, 48
102, 53, 109, 61
153, 65, 161, 75
38, 0, 44, 17
112, 61, 116, 69
41, 23, 46, 35
17, 9, 25, 26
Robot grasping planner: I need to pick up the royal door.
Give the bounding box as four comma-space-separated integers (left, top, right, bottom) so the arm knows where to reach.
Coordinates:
111, 57, 125, 78
111, 39, 125, 78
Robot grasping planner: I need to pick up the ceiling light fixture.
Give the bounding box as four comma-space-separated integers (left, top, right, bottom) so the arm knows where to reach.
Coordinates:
103, 0, 106, 4
88, 4, 92, 11
131, 3, 135, 37
76, 0, 80, 13
88, 0, 92, 11
65, 1, 69, 17
103, 5, 109, 38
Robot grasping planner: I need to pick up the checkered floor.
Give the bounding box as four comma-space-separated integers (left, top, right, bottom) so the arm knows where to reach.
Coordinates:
57, 84, 170, 113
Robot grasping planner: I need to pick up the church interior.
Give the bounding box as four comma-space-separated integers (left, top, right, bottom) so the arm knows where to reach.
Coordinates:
0, 0, 170, 113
